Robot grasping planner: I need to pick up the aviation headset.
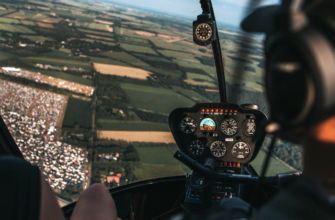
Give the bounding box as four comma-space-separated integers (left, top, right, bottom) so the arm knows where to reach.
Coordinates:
242, 0, 335, 130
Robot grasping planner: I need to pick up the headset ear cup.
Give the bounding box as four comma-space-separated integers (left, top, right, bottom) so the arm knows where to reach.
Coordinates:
264, 35, 316, 128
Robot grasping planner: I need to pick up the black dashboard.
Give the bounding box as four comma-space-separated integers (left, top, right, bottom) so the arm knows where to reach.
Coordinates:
169, 103, 267, 166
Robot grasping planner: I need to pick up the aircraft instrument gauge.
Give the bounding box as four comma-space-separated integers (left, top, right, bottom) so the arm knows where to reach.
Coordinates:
210, 141, 227, 158
179, 117, 196, 134
200, 118, 216, 131
193, 14, 216, 46
242, 119, 256, 136
221, 118, 238, 136
195, 23, 212, 41
188, 140, 205, 156
232, 142, 250, 159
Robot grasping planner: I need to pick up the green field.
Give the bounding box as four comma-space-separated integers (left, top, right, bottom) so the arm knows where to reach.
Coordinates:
75, 21, 108, 31
250, 150, 294, 176
0, 9, 15, 16
134, 146, 191, 181
63, 97, 92, 128
19, 20, 36, 26
0, 24, 36, 34
90, 57, 130, 67
187, 72, 215, 82
41, 49, 72, 58
171, 86, 208, 102
22, 57, 91, 71
0, 51, 16, 60
77, 28, 114, 37
97, 119, 170, 131
119, 35, 150, 45
184, 79, 218, 88
100, 51, 149, 66
95, 40, 116, 46
120, 83, 195, 114
21, 35, 53, 42
38, 70, 95, 87
120, 43, 157, 55
0, 17, 21, 24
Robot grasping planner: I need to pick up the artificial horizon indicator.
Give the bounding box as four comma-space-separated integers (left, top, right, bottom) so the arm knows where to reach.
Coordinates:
179, 117, 197, 134
195, 23, 213, 41
188, 140, 205, 156
221, 118, 238, 136
200, 118, 216, 131
232, 142, 250, 159
210, 141, 227, 157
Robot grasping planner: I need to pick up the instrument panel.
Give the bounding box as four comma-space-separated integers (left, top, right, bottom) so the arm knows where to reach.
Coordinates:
169, 103, 267, 164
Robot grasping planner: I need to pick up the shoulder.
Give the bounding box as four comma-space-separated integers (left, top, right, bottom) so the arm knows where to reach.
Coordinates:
254, 175, 335, 220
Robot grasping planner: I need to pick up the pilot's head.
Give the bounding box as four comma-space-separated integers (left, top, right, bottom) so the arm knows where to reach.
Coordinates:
242, 0, 335, 143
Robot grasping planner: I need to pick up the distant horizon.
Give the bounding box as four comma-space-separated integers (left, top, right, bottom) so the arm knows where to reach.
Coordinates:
102, 0, 280, 28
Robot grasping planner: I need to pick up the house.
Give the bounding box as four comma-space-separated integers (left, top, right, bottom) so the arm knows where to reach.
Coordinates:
107, 176, 120, 184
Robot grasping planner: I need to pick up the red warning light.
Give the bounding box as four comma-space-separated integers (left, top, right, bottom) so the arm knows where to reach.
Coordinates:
234, 110, 238, 113
210, 109, 214, 113
229, 110, 233, 113
220, 109, 224, 113
224, 110, 228, 113
201, 109, 205, 113
215, 109, 219, 113
206, 109, 210, 113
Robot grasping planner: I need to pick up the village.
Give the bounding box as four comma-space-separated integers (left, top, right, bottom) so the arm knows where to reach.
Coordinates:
0, 76, 125, 192
1, 107, 87, 190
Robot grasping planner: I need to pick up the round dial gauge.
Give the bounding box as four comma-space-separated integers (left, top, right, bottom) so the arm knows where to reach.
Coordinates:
188, 140, 205, 156
242, 119, 256, 136
232, 142, 250, 159
221, 118, 238, 136
195, 23, 212, 41
179, 117, 196, 134
200, 118, 216, 131
210, 141, 227, 158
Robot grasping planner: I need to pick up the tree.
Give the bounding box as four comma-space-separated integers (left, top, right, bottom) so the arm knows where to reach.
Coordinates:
74, 124, 80, 133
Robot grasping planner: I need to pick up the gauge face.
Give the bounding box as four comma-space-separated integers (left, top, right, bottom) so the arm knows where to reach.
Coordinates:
221, 118, 238, 136
242, 119, 256, 136
179, 117, 196, 134
232, 142, 250, 159
210, 141, 227, 158
200, 118, 216, 131
196, 23, 212, 41
188, 140, 205, 156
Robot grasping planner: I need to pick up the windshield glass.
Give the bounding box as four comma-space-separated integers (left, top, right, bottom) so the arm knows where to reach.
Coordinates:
0, 0, 301, 206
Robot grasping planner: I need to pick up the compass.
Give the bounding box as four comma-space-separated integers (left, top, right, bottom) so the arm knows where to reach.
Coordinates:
195, 23, 212, 41
193, 14, 216, 46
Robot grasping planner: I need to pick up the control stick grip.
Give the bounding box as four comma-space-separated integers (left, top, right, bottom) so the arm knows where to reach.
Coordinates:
203, 157, 215, 171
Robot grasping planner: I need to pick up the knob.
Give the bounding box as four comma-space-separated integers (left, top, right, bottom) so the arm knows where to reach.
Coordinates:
240, 104, 259, 110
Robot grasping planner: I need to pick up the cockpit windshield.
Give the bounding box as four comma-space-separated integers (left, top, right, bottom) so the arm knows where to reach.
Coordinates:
0, 0, 301, 206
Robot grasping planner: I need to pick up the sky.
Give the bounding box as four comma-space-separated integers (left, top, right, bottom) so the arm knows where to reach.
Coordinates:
106, 0, 280, 27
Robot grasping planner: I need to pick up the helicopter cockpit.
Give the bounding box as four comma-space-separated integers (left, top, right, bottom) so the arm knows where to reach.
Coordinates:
3, 0, 335, 219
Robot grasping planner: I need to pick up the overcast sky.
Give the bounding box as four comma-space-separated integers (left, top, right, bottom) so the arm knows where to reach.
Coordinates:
106, 0, 280, 27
